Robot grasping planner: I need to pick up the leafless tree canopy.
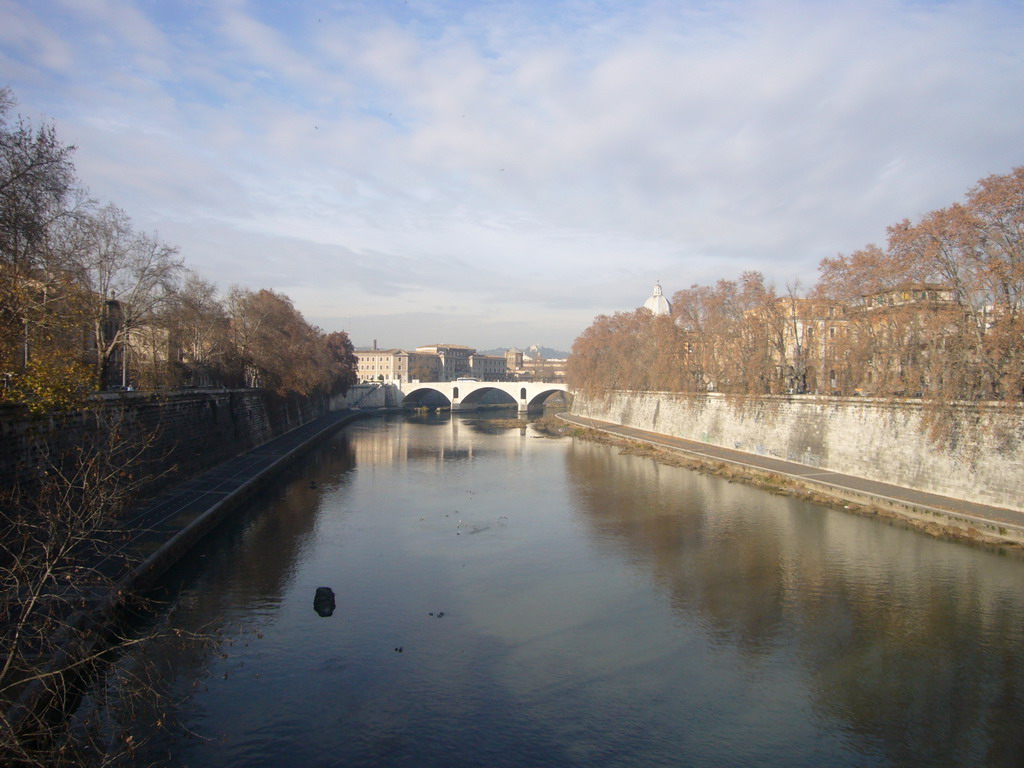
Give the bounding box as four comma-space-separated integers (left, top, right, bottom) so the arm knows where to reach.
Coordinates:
569, 167, 1024, 404
0, 87, 357, 406
0, 412, 187, 766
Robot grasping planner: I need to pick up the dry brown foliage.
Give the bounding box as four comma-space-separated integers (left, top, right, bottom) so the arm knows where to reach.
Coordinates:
568, 166, 1024, 450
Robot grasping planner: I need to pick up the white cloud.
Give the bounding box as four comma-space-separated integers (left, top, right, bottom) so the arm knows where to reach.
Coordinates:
3, 0, 1022, 350
0, 0, 75, 73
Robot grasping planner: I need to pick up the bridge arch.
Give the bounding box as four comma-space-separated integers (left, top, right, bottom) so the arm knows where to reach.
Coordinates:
459, 386, 518, 408
524, 387, 572, 411
396, 381, 571, 413
400, 385, 452, 409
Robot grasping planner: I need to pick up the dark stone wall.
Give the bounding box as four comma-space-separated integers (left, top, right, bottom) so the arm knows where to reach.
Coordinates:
0, 389, 330, 498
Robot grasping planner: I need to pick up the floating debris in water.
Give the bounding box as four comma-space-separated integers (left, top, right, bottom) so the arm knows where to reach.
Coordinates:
313, 586, 335, 617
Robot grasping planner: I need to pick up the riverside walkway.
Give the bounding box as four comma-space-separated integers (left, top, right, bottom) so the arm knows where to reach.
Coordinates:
559, 413, 1024, 545
6, 409, 366, 732
119, 409, 365, 590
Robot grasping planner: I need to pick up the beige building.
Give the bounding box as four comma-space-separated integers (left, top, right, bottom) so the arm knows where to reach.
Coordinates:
355, 348, 440, 383
766, 296, 849, 394
761, 285, 960, 395
356, 343, 508, 382
505, 345, 566, 382
355, 348, 404, 382
469, 353, 507, 381
415, 344, 474, 381
505, 347, 524, 372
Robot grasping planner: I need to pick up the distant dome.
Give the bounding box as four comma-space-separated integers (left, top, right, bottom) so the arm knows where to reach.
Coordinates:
643, 282, 671, 316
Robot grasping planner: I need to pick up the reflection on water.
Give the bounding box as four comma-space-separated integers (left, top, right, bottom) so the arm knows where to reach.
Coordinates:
130, 414, 1024, 768
565, 441, 1024, 767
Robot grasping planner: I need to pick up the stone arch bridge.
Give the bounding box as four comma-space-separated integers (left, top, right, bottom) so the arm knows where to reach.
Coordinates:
398, 380, 570, 413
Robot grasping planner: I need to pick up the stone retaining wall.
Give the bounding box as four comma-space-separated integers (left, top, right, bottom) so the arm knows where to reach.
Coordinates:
329, 383, 403, 409
0, 389, 330, 496
572, 391, 1024, 512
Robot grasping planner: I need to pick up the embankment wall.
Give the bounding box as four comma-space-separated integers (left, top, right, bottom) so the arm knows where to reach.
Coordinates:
330, 383, 403, 410
572, 391, 1024, 512
0, 389, 330, 496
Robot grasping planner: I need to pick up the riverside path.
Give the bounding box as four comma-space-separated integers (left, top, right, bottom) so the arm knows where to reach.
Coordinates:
119, 409, 366, 590
559, 413, 1024, 546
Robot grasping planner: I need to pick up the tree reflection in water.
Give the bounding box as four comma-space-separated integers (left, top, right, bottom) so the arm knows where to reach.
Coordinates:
565, 440, 1024, 766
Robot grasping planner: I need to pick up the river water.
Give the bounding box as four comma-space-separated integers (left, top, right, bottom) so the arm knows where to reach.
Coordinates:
130, 412, 1024, 767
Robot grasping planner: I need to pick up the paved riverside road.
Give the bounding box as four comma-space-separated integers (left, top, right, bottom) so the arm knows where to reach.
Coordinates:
116, 409, 365, 589
559, 413, 1024, 542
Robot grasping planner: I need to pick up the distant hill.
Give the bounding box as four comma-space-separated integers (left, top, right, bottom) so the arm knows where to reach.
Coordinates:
480, 346, 570, 359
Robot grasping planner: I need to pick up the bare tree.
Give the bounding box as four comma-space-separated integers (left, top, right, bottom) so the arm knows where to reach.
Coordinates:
966, 168, 1024, 397
323, 331, 358, 396
0, 87, 92, 406
162, 272, 230, 387
226, 287, 337, 396
71, 205, 184, 388
0, 411, 176, 766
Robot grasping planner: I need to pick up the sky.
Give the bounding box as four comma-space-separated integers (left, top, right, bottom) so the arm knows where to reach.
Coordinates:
2, 0, 1022, 351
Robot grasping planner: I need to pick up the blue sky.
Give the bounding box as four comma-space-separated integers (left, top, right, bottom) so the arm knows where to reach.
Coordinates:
2, 0, 1022, 351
